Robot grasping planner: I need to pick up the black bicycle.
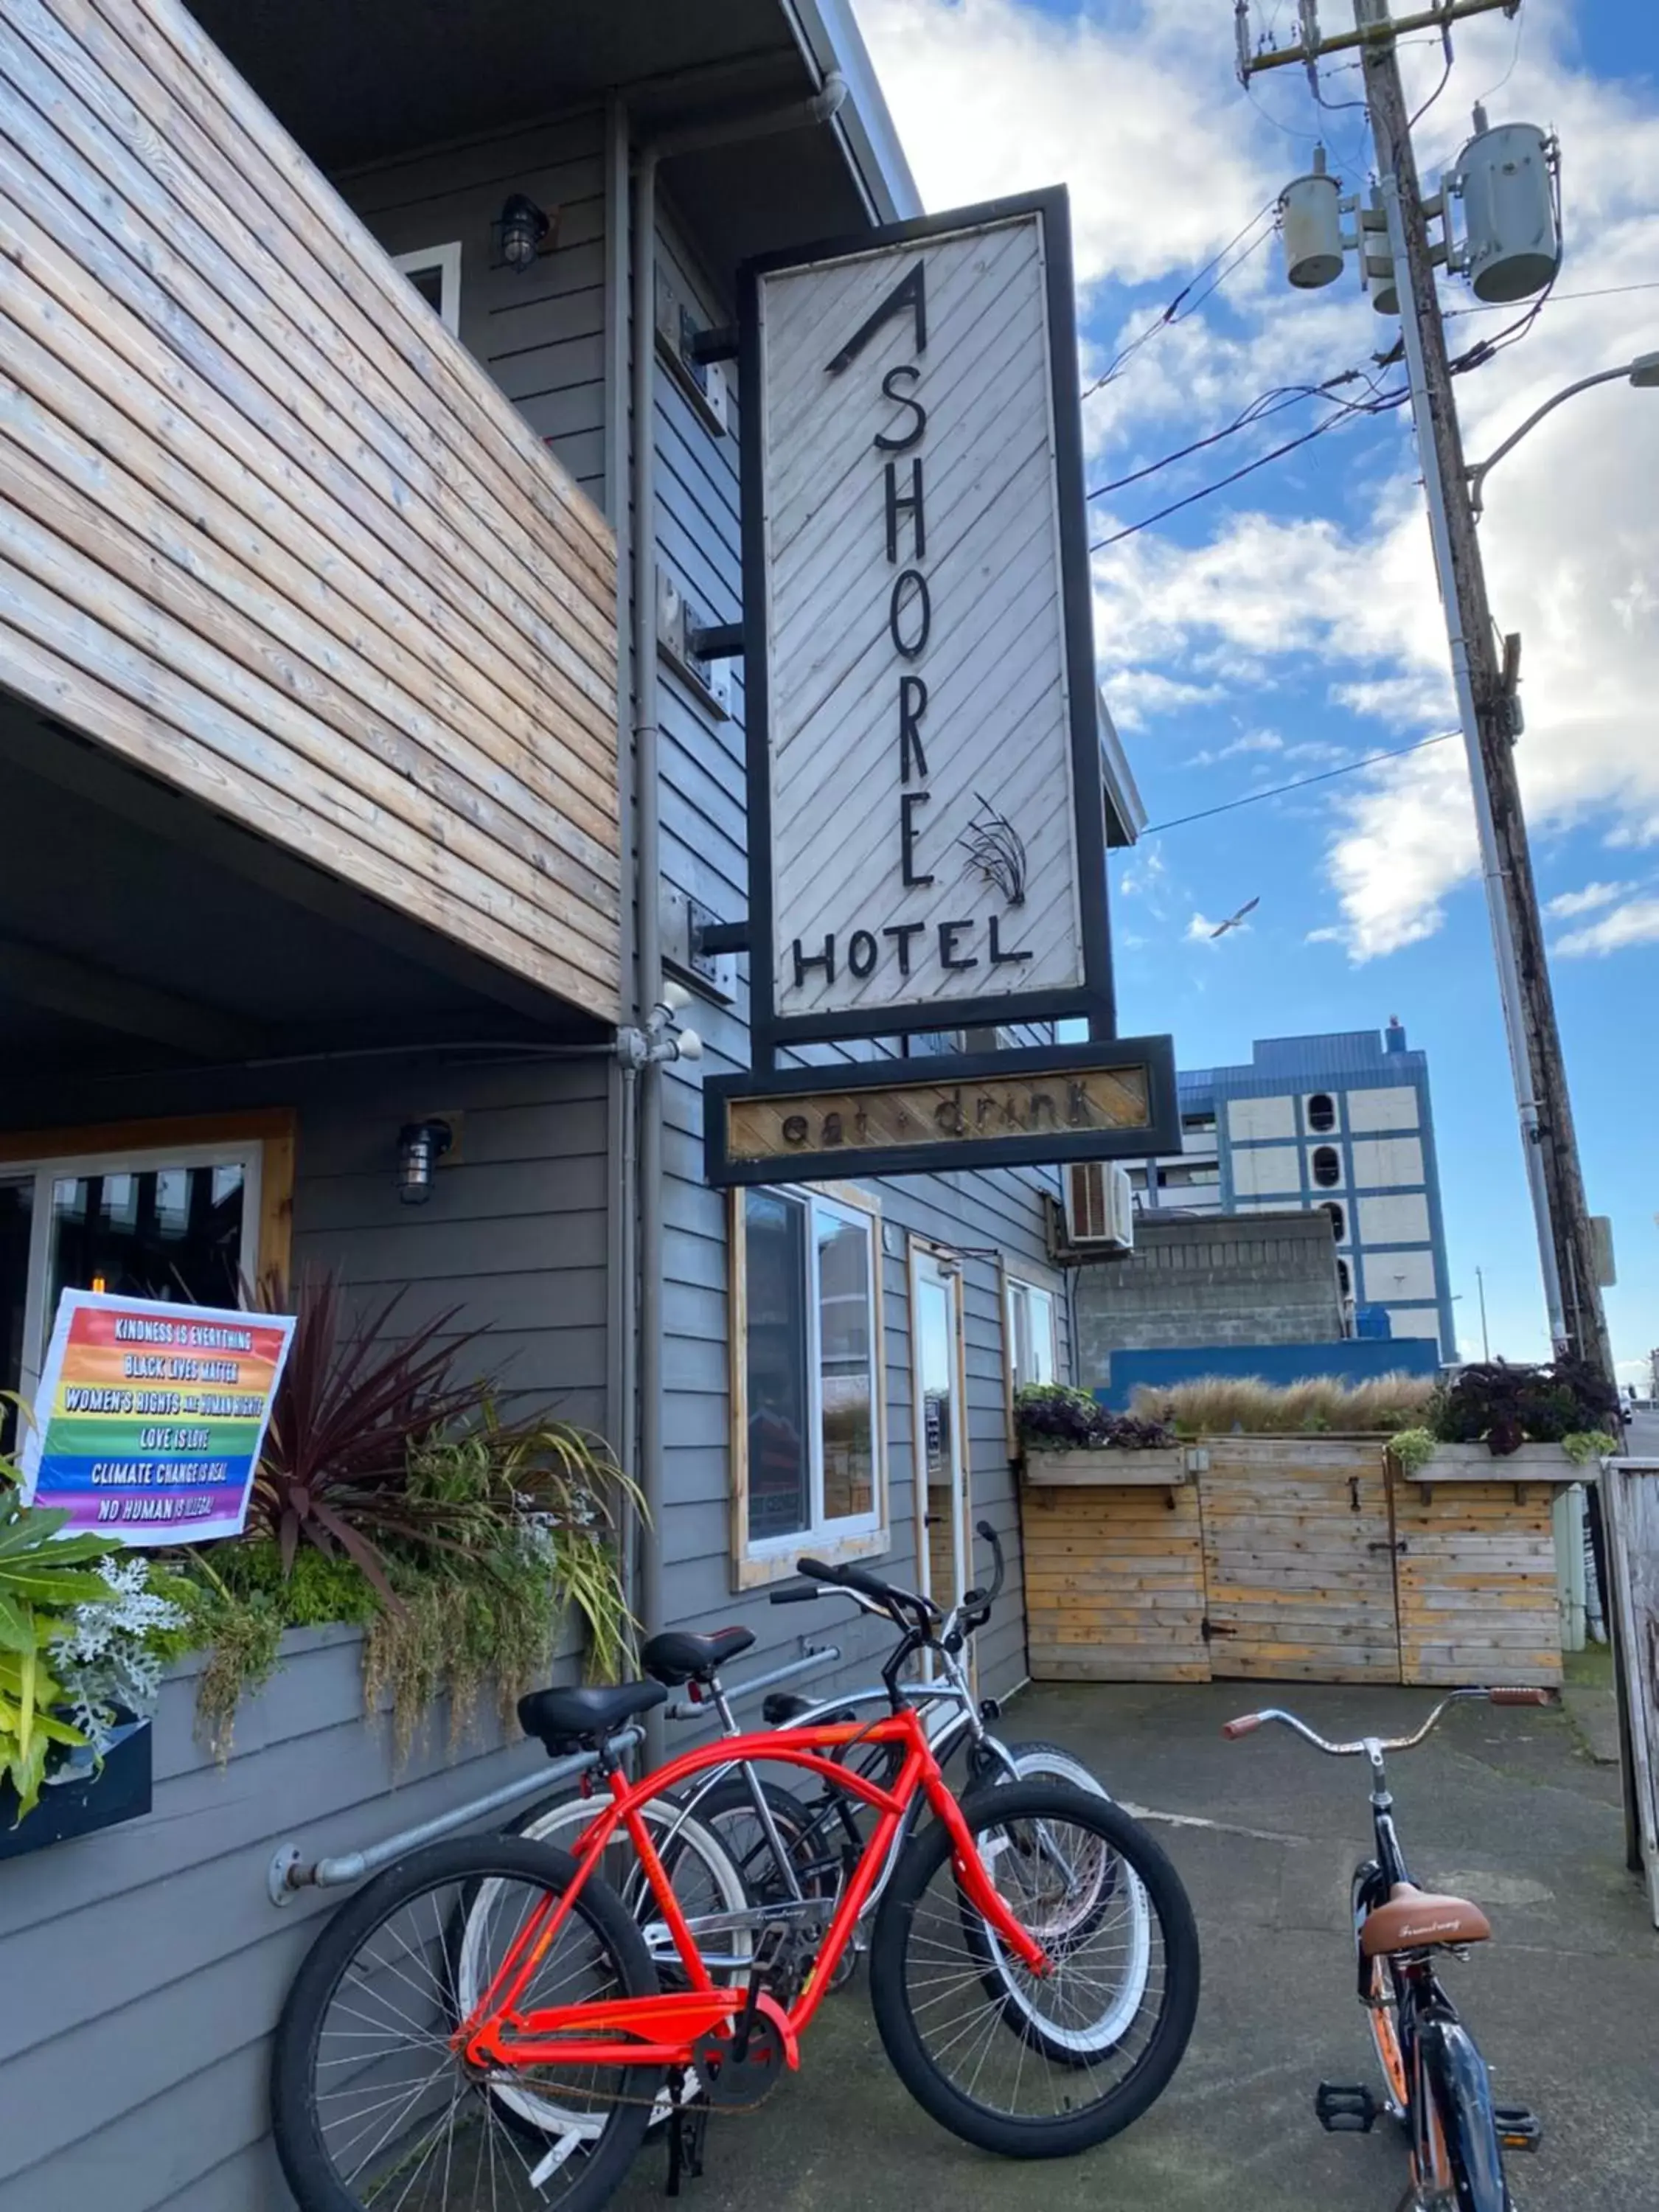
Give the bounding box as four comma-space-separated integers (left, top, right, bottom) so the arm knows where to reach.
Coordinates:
1225, 1688, 1551, 2211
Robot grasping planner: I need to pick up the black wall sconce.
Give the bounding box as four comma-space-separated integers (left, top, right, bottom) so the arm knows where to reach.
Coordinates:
397, 1119, 452, 1205
496, 192, 554, 273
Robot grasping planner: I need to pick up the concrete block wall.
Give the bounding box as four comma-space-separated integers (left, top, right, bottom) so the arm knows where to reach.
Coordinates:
1074, 1209, 1343, 1383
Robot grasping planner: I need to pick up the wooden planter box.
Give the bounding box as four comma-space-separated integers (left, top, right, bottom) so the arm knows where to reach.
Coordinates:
1022, 1446, 1190, 1486
1020, 1433, 1573, 1691
0, 1618, 580, 2210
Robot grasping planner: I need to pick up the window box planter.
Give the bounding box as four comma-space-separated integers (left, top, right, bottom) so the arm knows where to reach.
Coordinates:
1396, 1441, 1585, 1486
1021, 1446, 1191, 1486
0, 1716, 153, 1863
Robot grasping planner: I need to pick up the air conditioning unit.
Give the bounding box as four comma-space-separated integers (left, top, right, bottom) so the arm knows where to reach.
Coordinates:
1063, 1161, 1134, 1251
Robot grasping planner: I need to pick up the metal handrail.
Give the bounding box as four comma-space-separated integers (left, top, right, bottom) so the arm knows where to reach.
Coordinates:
266, 1728, 644, 1905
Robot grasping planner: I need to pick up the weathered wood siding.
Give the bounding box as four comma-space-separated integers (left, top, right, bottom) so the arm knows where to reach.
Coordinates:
0, 1622, 580, 2212
1023, 1476, 1208, 1682
1394, 1479, 1561, 1687
0, 0, 620, 1019
1199, 1438, 1402, 1683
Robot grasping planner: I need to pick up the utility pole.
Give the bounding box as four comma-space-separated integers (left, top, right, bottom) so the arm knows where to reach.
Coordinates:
1240, 0, 1636, 1864
1240, 0, 1614, 1394
1475, 1265, 1489, 1362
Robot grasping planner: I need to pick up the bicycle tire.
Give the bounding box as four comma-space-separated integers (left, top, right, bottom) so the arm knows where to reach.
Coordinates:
1420, 2016, 1512, 2212
983, 1737, 1113, 1800
271, 1836, 658, 2212
451, 1794, 750, 2139
1352, 1863, 1409, 2126
869, 1781, 1200, 2158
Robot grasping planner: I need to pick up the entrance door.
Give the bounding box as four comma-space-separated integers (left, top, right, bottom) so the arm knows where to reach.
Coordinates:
910, 1246, 968, 1643
1199, 1439, 1402, 1682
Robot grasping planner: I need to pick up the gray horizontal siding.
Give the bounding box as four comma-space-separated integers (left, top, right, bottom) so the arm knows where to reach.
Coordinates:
335, 110, 608, 504
0, 1622, 579, 2212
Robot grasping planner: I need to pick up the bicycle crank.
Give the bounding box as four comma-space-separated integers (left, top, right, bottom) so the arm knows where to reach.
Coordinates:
689, 2017, 788, 2111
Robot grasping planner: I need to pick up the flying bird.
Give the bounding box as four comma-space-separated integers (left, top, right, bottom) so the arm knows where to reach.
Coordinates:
1208, 896, 1260, 939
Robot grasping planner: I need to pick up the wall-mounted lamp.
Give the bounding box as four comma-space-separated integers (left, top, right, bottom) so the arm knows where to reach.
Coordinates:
497, 193, 552, 274
397, 1119, 452, 1205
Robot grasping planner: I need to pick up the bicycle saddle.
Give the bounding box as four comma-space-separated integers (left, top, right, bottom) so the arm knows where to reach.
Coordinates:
517, 1680, 665, 1753
641, 1625, 756, 1686
1360, 1882, 1492, 1955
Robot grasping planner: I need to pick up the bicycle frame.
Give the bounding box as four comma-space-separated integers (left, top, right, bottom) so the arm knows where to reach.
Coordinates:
459, 1705, 1051, 2075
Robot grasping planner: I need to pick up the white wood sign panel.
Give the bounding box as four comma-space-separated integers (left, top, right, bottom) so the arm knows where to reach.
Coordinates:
751, 201, 1093, 1032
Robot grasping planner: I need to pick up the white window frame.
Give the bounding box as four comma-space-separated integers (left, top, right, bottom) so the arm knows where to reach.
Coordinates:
1, 1140, 265, 1409
729, 1181, 888, 1589
393, 242, 462, 336
1001, 1265, 1061, 1457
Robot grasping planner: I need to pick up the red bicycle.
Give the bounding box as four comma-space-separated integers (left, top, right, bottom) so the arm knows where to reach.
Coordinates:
272, 1553, 1200, 2212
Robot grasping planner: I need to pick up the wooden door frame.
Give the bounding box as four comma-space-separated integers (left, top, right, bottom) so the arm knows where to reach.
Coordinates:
907, 1237, 971, 1655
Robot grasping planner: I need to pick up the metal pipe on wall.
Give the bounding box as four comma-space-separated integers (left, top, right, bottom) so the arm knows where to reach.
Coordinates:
625, 77, 847, 1764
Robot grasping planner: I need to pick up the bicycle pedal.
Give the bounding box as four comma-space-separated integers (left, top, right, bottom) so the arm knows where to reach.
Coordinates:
1492, 2106, 1543, 2153
1315, 2081, 1380, 2133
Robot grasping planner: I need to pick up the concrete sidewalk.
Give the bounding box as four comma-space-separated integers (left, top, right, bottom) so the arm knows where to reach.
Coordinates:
611, 1680, 1658, 2212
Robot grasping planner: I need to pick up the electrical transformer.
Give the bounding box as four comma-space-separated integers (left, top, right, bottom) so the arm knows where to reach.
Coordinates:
1453, 113, 1561, 304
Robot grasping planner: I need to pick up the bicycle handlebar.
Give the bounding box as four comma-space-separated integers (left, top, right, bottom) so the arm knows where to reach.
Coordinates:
1222, 1685, 1557, 1755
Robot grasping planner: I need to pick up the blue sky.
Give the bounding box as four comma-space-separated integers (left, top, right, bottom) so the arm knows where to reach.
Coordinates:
854, 0, 1659, 1380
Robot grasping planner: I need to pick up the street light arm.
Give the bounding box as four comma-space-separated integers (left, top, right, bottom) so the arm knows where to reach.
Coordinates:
1467, 362, 1644, 516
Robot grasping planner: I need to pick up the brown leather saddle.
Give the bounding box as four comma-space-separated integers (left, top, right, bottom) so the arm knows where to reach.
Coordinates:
1360, 1881, 1492, 1956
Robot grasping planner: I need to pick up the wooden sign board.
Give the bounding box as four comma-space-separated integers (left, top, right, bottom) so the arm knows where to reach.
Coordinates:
740, 188, 1112, 1054
704, 1036, 1178, 1187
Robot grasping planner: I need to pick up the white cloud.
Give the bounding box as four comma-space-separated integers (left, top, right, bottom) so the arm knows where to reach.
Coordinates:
1189, 729, 1284, 765
853, 0, 1659, 959
1553, 897, 1659, 958
1545, 879, 1637, 919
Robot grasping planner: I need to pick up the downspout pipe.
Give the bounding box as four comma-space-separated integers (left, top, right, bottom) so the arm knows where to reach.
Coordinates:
628, 72, 846, 1764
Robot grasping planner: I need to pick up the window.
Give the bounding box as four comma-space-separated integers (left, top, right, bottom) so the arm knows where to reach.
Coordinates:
731, 1185, 885, 1584
1003, 1270, 1058, 1455
0, 1112, 293, 1448
1321, 1200, 1346, 1242
393, 242, 462, 336
1307, 1092, 1338, 1133
1311, 1144, 1342, 1188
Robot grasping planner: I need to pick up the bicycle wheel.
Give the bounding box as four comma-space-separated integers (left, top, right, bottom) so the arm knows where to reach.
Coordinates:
869, 1781, 1199, 2158
454, 1795, 751, 2139
272, 1837, 657, 2212
1352, 1865, 1408, 2124
1421, 2017, 1512, 2212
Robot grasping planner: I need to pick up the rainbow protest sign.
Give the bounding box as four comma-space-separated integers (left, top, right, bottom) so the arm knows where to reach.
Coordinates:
18, 1293, 295, 1545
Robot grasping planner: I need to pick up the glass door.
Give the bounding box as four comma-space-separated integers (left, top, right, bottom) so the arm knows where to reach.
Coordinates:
910, 1245, 968, 1659
0, 1178, 32, 1453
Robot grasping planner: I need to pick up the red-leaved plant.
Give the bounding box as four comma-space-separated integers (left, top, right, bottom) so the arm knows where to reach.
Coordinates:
248, 1273, 496, 1601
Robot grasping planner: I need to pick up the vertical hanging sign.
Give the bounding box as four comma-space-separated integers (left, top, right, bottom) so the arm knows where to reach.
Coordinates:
740, 187, 1111, 1055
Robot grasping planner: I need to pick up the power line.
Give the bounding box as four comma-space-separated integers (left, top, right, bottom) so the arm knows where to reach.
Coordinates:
1139, 731, 1457, 836
1445, 279, 1659, 315
1087, 372, 1366, 500
1090, 383, 1408, 549
1083, 200, 1278, 397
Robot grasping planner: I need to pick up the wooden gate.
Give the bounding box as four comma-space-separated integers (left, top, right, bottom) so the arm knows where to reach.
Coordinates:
1197, 1439, 1403, 1682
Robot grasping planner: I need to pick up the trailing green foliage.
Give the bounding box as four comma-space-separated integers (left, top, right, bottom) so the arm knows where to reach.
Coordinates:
0, 1454, 184, 1823
1389, 1427, 1439, 1477
1561, 1430, 1619, 1467
166, 1404, 640, 1759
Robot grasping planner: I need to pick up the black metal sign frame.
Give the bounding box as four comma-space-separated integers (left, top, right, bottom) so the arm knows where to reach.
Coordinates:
704, 1034, 1178, 1189
737, 187, 1113, 1069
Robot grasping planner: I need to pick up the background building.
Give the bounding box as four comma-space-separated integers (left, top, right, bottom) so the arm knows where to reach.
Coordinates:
1127, 1020, 1456, 1358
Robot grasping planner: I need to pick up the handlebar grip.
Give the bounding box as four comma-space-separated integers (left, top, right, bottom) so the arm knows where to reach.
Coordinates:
1487, 1686, 1556, 1705
1222, 1714, 1264, 1739
768, 1585, 820, 1604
